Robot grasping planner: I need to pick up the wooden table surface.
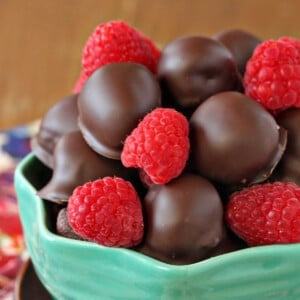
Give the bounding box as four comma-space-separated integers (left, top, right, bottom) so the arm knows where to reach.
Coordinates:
1, 0, 300, 129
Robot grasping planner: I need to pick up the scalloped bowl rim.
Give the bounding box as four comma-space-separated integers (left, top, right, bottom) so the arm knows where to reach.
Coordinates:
15, 153, 300, 273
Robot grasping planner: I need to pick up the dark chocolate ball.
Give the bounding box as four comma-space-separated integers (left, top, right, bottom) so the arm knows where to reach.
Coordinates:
141, 173, 224, 265
213, 29, 261, 75
157, 36, 240, 114
78, 62, 161, 159
31, 94, 79, 168
276, 108, 300, 184
189, 91, 286, 185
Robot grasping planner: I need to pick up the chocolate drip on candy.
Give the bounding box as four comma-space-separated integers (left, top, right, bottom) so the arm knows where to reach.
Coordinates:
38, 131, 139, 204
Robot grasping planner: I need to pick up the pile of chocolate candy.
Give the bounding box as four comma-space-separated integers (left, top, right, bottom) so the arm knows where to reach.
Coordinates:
31, 21, 300, 265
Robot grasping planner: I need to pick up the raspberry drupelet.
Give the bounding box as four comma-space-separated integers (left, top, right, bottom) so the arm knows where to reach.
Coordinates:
67, 177, 144, 248
121, 108, 190, 184
244, 37, 300, 112
226, 181, 300, 246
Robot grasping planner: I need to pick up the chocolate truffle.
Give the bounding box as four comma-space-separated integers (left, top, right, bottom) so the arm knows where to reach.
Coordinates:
276, 108, 300, 184
213, 29, 261, 75
78, 62, 161, 159
38, 131, 139, 204
189, 91, 287, 185
141, 173, 224, 265
31, 94, 79, 168
157, 36, 240, 114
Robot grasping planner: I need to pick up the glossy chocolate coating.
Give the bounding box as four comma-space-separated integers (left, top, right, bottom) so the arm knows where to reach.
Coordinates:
31, 94, 79, 168
38, 131, 139, 204
213, 29, 261, 75
141, 173, 224, 265
190, 91, 286, 185
157, 36, 240, 114
276, 108, 300, 184
78, 62, 161, 159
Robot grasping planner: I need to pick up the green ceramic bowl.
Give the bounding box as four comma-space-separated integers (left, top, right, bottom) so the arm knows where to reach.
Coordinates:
15, 153, 300, 300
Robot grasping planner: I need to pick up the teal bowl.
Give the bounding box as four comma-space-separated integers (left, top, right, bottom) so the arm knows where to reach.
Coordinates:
15, 153, 300, 300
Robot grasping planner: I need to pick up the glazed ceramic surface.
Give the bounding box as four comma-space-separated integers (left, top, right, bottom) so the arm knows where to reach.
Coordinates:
15, 153, 300, 300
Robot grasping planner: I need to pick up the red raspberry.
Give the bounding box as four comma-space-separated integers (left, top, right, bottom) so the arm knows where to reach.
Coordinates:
279, 37, 300, 51
226, 182, 300, 246
82, 21, 159, 77
137, 32, 161, 63
67, 177, 144, 248
244, 37, 300, 111
121, 108, 190, 184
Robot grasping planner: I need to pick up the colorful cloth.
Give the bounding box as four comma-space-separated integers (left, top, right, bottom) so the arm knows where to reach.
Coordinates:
0, 122, 38, 299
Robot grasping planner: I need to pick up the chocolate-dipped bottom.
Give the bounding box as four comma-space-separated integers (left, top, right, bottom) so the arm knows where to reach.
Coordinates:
31, 94, 79, 169
157, 35, 240, 115
78, 62, 161, 160
190, 91, 287, 185
141, 173, 224, 265
276, 108, 300, 184
38, 131, 139, 204
213, 29, 261, 75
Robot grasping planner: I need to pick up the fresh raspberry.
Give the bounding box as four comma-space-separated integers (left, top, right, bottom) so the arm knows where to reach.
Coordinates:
73, 71, 88, 94
244, 37, 300, 111
67, 177, 144, 248
82, 21, 159, 77
121, 108, 190, 184
226, 181, 300, 246
279, 37, 300, 51
137, 32, 161, 63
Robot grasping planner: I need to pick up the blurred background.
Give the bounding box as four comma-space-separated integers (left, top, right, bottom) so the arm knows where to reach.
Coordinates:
1, 0, 300, 129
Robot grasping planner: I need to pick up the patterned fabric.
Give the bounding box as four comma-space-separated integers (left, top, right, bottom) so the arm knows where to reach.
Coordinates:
0, 122, 38, 299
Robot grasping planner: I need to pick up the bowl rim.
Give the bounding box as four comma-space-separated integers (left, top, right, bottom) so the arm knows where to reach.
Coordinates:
15, 152, 300, 273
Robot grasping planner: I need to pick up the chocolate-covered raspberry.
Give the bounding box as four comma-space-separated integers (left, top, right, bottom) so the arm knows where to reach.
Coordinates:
189, 91, 287, 185
38, 131, 139, 204
213, 29, 261, 75
78, 62, 161, 159
141, 173, 224, 265
157, 36, 240, 116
